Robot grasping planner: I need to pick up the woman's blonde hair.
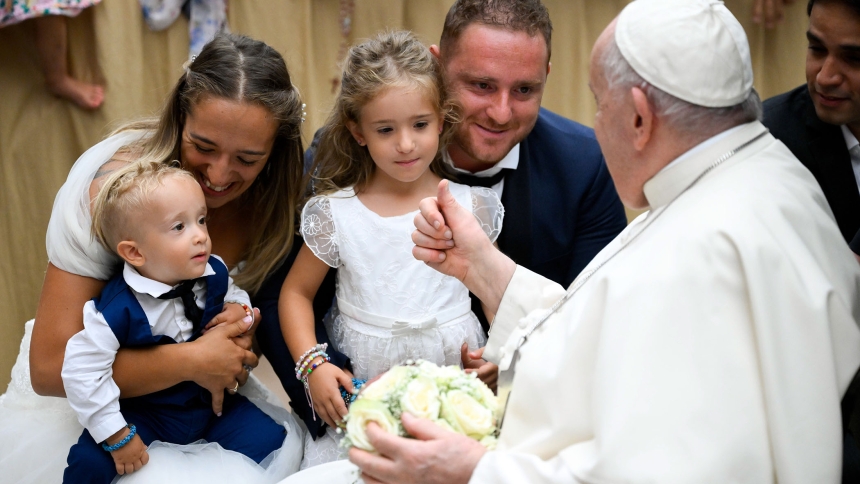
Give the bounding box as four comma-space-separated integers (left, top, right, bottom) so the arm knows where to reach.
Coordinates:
310, 30, 458, 196
91, 161, 192, 254
111, 34, 304, 295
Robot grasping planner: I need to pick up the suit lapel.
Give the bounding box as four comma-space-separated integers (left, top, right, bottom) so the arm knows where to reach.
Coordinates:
498, 144, 533, 266
803, 98, 860, 231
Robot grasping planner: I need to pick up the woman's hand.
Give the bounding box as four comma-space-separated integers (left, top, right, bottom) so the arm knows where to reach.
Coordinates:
203, 302, 255, 332
307, 361, 354, 428
188, 317, 258, 415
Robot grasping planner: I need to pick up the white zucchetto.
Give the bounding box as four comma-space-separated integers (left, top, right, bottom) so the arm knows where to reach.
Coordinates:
615, 0, 753, 108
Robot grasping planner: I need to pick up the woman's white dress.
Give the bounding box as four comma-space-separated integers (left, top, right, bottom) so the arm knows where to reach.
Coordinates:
0, 131, 305, 483
301, 185, 503, 380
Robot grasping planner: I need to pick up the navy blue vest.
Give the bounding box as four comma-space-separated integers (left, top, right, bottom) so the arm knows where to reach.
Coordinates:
93, 258, 229, 407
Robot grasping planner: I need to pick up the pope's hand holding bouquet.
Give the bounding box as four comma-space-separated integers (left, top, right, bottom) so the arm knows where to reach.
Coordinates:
341, 360, 500, 452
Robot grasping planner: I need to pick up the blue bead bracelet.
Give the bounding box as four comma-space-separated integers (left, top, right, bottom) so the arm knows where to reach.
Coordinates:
102, 424, 137, 452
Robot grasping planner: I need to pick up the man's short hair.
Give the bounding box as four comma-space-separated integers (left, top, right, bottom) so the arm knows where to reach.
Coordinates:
439, 0, 552, 61
807, 0, 860, 16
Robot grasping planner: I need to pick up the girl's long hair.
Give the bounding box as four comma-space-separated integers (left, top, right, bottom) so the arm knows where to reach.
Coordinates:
112, 34, 304, 295
310, 30, 458, 197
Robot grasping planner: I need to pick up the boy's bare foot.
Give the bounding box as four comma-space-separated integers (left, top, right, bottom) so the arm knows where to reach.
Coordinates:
47, 75, 104, 110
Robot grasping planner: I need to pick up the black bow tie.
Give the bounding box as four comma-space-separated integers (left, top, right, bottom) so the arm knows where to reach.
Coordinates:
453, 168, 510, 188
158, 279, 203, 328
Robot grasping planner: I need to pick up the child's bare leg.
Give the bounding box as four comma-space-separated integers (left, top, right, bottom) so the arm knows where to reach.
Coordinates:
34, 15, 104, 110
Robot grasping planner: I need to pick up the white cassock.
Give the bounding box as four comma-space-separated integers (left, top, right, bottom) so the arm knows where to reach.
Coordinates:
474, 121, 860, 484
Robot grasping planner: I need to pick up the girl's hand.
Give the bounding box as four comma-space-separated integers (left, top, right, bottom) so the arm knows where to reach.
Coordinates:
107, 431, 149, 475
460, 344, 498, 392
308, 362, 354, 428
189, 319, 258, 415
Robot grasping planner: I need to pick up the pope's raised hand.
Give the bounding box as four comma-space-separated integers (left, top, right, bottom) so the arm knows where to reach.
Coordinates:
412, 180, 493, 283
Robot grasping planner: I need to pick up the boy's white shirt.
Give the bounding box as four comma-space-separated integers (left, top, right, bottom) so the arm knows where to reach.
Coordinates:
61, 255, 250, 443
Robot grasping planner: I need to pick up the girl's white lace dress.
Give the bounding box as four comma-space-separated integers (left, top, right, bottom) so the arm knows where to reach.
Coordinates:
0, 131, 305, 483
301, 184, 504, 381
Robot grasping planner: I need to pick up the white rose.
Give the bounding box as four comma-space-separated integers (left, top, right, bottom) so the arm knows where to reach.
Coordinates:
428, 364, 463, 385
360, 366, 413, 401
472, 379, 499, 414
399, 376, 441, 420
440, 389, 496, 440
345, 399, 400, 451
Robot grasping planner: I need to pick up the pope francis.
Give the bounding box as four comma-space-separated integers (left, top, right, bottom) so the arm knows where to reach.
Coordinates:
346, 0, 860, 483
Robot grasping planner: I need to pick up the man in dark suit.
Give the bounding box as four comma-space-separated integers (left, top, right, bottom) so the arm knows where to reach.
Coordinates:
762, 1, 860, 481
256, 0, 626, 440
430, 0, 627, 321
763, 0, 860, 257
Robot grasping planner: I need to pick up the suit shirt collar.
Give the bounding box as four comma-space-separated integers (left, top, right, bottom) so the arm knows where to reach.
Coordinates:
644, 121, 769, 209
122, 262, 215, 298
444, 143, 520, 177
841, 125, 859, 152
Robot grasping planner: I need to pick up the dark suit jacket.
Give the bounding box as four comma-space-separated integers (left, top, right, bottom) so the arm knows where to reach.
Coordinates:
763, 85, 860, 244
495, 108, 627, 287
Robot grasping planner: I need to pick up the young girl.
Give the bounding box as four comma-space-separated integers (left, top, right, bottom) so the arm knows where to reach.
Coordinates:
279, 29, 503, 452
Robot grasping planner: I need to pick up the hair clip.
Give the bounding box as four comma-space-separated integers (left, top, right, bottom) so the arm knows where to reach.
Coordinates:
301, 103, 307, 124
181, 55, 197, 74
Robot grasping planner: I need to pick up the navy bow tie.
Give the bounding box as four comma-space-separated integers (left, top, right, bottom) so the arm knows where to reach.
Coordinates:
157, 279, 203, 328
453, 168, 509, 188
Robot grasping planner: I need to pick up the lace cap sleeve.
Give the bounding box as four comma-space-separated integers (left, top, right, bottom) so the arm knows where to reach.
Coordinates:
470, 187, 505, 243
301, 196, 340, 268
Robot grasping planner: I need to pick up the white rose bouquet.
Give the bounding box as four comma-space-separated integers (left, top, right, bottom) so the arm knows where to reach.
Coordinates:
341, 360, 499, 452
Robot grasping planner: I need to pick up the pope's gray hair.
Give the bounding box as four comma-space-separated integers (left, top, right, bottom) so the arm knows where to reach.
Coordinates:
599, 36, 762, 139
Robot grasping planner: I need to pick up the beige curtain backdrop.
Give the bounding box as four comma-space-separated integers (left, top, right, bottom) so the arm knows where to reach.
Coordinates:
0, 0, 809, 388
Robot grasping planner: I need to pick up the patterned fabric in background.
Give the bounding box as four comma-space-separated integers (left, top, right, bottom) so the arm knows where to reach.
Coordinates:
0, 0, 101, 28
139, 0, 227, 57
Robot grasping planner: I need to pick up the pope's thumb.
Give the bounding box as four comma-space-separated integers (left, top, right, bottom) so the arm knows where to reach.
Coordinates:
437, 179, 458, 213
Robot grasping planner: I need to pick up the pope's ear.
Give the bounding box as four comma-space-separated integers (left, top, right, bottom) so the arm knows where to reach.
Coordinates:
630, 86, 653, 152
116, 240, 145, 267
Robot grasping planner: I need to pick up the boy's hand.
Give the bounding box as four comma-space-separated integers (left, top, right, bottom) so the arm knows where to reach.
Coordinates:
308, 362, 354, 428
106, 429, 149, 475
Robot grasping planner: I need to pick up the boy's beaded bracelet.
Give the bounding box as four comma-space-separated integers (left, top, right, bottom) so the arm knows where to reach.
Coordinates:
224, 300, 253, 323
101, 424, 137, 452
